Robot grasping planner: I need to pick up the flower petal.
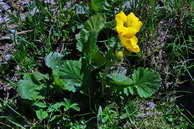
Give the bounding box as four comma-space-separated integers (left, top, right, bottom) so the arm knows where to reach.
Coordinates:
119, 35, 140, 53
115, 11, 127, 26
127, 12, 143, 32
117, 25, 138, 38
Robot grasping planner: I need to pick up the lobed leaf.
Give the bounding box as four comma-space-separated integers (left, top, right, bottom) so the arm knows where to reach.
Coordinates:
107, 68, 161, 98
130, 68, 161, 98
47, 99, 80, 113
76, 15, 106, 67
45, 52, 82, 92
17, 73, 45, 100
36, 109, 48, 120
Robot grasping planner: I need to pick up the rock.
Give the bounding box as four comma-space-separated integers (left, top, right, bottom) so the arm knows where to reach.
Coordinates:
4, 53, 12, 61
43, 0, 56, 5
0, 1, 10, 11
0, 1, 11, 23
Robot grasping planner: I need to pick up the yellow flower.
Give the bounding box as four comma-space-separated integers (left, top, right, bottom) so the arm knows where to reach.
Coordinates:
115, 11, 142, 38
115, 11, 142, 53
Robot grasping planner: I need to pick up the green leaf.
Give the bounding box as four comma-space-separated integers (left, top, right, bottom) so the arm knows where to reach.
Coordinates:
107, 72, 132, 86
107, 71, 134, 95
90, 0, 105, 12
45, 52, 64, 70
31, 72, 49, 84
63, 99, 80, 112
36, 109, 48, 120
76, 30, 87, 52
33, 101, 47, 108
90, 0, 122, 13
107, 68, 161, 98
17, 73, 45, 100
45, 52, 82, 92
55, 60, 82, 92
76, 15, 105, 52
47, 99, 80, 113
131, 68, 161, 98
76, 15, 106, 67
47, 102, 66, 113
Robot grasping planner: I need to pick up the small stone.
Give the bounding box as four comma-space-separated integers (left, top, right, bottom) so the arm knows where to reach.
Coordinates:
15, 65, 21, 70
146, 101, 156, 110
0, 2, 10, 11
4, 54, 12, 61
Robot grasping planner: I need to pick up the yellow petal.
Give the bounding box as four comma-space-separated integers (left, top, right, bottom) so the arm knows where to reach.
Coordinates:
119, 35, 140, 53
127, 12, 143, 32
116, 25, 138, 38
115, 11, 143, 38
115, 11, 127, 26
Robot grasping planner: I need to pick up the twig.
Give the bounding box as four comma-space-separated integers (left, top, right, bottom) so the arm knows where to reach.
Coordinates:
0, 121, 12, 129
0, 30, 33, 41
17, 30, 33, 35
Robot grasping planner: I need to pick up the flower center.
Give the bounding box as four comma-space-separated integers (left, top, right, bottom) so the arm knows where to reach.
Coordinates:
123, 20, 132, 28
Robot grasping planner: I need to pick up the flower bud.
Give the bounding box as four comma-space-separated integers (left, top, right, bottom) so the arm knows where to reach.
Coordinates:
115, 50, 124, 60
